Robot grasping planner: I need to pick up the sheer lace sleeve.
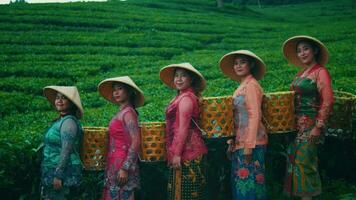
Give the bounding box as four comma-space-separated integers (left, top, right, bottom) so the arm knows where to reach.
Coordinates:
244, 82, 263, 150
121, 110, 140, 171
171, 96, 194, 157
315, 68, 334, 128
55, 117, 78, 179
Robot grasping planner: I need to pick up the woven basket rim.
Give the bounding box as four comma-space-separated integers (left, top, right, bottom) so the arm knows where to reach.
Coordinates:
334, 91, 356, 100
202, 96, 232, 100
264, 91, 295, 96
140, 121, 165, 125
138, 154, 165, 162
83, 126, 107, 131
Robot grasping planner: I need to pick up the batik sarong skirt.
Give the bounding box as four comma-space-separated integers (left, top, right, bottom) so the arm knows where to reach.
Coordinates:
231, 145, 267, 200
167, 156, 207, 200
284, 140, 321, 197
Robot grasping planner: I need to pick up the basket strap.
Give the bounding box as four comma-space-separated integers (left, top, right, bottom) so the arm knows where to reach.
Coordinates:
262, 115, 272, 132
191, 118, 208, 136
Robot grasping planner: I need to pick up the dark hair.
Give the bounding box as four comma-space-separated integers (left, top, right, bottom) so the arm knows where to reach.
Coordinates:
234, 54, 258, 78
296, 39, 320, 63
69, 104, 79, 116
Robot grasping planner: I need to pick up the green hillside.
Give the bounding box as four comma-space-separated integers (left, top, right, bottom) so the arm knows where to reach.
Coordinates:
0, 0, 355, 198
1, 0, 355, 130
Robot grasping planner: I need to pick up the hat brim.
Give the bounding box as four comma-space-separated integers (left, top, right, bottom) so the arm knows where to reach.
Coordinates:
283, 35, 329, 67
159, 63, 206, 92
219, 50, 266, 81
43, 86, 84, 119
98, 77, 145, 108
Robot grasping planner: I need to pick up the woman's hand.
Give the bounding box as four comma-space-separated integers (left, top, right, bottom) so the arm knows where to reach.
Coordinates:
172, 155, 181, 169
244, 154, 253, 165
117, 169, 128, 186
226, 139, 235, 160
226, 139, 235, 153
243, 148, 253, 165
309, 127, 321, 144
53, 178, 62, 190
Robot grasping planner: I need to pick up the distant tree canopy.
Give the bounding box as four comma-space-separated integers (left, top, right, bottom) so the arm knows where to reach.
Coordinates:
10, 0, 27, 3
261, 0, 323, 5
216, 0, 326, 7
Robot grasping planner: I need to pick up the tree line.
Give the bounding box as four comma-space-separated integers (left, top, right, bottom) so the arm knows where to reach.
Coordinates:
216, 0, 326, 8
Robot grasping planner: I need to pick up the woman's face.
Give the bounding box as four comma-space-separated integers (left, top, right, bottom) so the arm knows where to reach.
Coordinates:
112, 83, 129, 105
55, 92, 72, 113
296, 41, 317, 66
233, 56, 251, 78
174, 68, 192, 91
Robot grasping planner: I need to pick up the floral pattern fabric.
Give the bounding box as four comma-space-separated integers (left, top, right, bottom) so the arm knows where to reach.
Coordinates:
284, 64, 333, 197
231, 145, 267, 200
103, 105, 140, 200
165, 87, 207, 200
41, 115, 83, 199
230, 75, 267, 200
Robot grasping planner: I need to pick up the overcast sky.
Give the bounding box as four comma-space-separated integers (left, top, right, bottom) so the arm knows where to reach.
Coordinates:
0, 0, 107, 4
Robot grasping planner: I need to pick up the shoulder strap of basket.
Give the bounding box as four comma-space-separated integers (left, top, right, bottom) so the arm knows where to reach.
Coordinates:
261, 95, 272, 132
177, 93, 206, 136
191, 118, 208, 136
261, 115, 272, 132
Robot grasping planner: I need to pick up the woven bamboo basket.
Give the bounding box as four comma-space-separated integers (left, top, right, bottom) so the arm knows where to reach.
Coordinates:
328, 91, 356, 135
139, 122, 166, 162
262, 91, 296, 134
199, 96, 234, 138
81, 127, 108, 170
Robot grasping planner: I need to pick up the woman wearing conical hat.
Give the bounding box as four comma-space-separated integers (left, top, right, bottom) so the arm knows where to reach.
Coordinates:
98, 76, 144, 200
160, 63, 208, 200
220, 50, 268, 200
282, 36, 334, 199
41, 86, 84, 199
